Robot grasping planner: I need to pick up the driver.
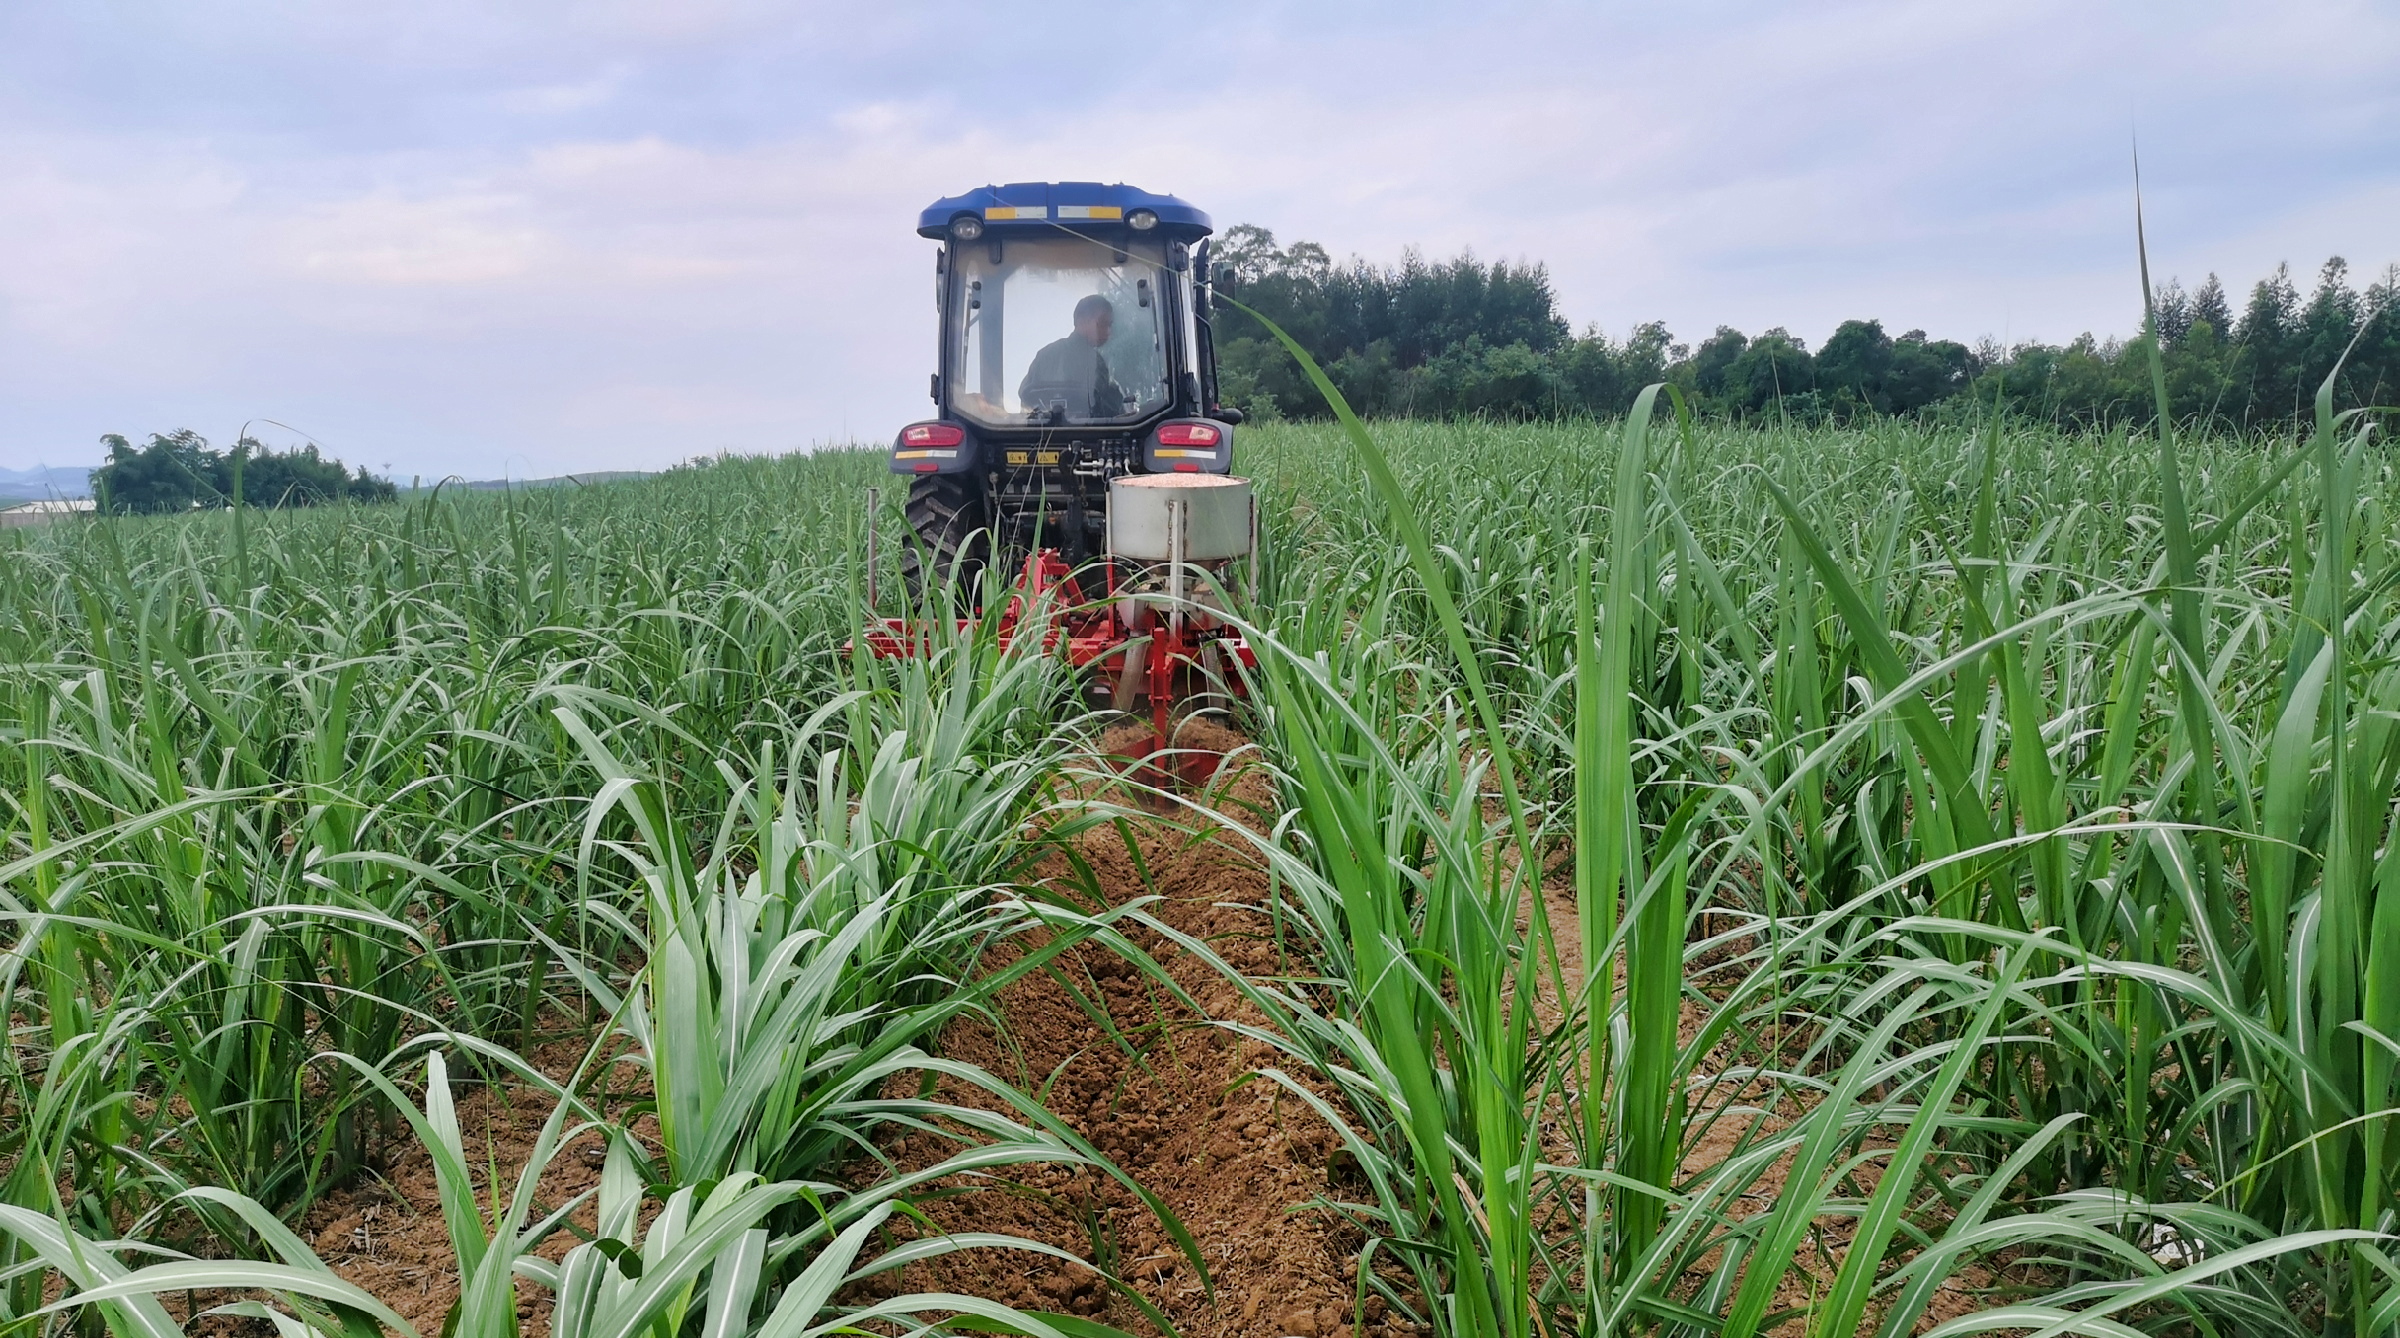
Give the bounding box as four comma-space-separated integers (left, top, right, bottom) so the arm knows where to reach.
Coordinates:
1020, 294, 1128, 419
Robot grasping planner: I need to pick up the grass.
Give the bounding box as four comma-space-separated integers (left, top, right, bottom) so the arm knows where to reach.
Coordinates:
0, 455, 1175, 1336
1207, 352, 2399, 1334
3, 373, 2397, 1338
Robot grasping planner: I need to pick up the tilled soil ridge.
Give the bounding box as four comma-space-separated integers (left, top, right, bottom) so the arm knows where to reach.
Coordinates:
858, 719, 1402, 1338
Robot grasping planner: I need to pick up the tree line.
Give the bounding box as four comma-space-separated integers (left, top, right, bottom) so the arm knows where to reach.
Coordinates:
92, 430, 397, 513
1208, 225, 2399, 430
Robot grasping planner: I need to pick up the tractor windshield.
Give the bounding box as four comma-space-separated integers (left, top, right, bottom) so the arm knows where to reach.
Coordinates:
949, 234, 1172, 428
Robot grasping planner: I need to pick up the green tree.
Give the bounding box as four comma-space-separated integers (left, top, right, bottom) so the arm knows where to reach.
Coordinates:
2357, 265, 2400, 407
1886, 330, 1980, 412
1207, 223, 2394, 430
230, 440, 398, 507
1720, 328, 1814, 415
1212, 225, 1576, 419
1555, 320, 1672, 417
92, 431, 395, 514
1683, 327, 1749, 404
2234, 261, 2306, 421
2154, 279, 2194, 345
1816, 319, 1897, 414
2297, 257, 2375, 411
2189, 273, 2233, 338
93, 431, 220, 514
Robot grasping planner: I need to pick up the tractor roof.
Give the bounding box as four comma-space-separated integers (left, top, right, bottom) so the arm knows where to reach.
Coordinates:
918, 183, 1212, 240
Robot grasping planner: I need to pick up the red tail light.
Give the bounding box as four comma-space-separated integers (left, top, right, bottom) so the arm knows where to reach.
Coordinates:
902, 422, 965, 447
1156, 422, 1221, 447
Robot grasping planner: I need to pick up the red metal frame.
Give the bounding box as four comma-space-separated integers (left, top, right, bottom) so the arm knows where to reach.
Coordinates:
854, 548, 1253, 761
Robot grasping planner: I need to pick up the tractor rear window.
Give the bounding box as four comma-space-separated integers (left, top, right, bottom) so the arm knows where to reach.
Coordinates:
949, 235, 1171, 428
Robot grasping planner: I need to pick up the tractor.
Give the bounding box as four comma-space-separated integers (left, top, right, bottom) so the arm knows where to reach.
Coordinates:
861, 182, 1257, 754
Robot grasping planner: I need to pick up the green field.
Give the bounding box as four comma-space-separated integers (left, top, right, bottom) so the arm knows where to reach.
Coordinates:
5, 404, 2399, 1337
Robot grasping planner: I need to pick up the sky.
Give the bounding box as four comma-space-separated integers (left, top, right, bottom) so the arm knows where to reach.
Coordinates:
2, 1, 2395, 478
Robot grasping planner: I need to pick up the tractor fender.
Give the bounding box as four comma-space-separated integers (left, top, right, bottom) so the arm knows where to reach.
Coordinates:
1139, 418, 1235, 474
888, 420, 981, 475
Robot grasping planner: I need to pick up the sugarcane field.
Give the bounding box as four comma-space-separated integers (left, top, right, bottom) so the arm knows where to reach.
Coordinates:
5, 7, 2400, 1338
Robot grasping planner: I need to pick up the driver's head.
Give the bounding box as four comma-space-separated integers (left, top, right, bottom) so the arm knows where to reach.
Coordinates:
1073, 294, 1114, 346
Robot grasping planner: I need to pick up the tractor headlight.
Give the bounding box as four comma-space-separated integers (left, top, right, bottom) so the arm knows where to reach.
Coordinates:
1127, 209, 1158, 231
950, 214, 984, 241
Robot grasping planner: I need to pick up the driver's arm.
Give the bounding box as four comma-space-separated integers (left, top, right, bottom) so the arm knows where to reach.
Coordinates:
1093, 353, 1127, 416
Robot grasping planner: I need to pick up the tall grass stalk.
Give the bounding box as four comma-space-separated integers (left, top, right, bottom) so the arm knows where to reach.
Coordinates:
1203, 290, 2400, 1336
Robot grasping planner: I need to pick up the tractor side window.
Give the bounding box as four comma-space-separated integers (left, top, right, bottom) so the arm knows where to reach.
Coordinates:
948, 236, 1170, 428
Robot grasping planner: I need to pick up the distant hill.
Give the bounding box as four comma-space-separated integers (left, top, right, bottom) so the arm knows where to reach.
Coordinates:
0, 465, 93, 501
413, 471, 653, 492
0, 465, 650, 504
464, 471, 651, 490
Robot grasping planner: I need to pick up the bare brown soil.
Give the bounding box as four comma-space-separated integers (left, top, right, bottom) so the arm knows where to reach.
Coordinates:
857, 716, 1400, 1338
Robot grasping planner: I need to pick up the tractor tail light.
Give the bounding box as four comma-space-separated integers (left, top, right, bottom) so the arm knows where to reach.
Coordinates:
902, 422, 966, 447
1156, 422, 1221, 447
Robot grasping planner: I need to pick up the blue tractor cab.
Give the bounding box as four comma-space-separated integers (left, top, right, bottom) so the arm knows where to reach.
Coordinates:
890, 182, 1241, 596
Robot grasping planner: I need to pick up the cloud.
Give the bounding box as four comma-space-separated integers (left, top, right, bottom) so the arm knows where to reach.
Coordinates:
496, 67, 632, 116
288, 193, 550, 286
0, 0, 2393, 474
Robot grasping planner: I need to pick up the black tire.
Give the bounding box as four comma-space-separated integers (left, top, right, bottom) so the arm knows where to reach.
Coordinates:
899, 472, 991, 607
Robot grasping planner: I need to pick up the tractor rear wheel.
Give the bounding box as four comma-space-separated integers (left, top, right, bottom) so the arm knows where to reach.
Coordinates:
899, 472, 990, 606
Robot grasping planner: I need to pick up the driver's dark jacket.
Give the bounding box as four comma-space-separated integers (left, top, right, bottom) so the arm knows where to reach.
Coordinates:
1019, 336, 1128, 418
